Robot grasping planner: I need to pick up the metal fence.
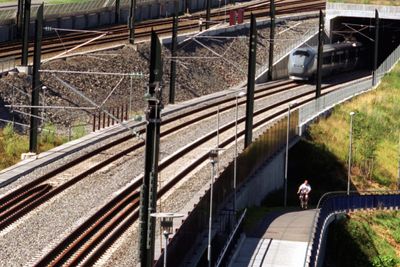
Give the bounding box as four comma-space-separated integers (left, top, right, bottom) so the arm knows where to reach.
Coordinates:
305, 191, 400, 267
299, 42, 400, 126
299, 78, 372, 126
0, 57, 15, 74
154, 111, 299, 267
376, 43, 400, 79
0, 0, 158, 23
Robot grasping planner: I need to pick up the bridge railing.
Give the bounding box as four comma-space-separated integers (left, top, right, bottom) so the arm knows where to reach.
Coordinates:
305, 191, 400, 267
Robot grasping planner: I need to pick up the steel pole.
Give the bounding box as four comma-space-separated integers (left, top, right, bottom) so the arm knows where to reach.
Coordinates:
284, 104, 290, 207
139, 31, 163, 267
347, 112, 354, 195
29, 4, 43, 153
128, 0, 136, 44
373, 10, 379, 86
233, 97, 239, 213
398, 135, 400, 190
115, 0, 120, 24
267, 0, 275, 81
163, 231, 169, 267
208, 152, 217, 267
244, 14, 257, 148
21, 0, 31, 66
206, 0, 211, 29
169, 14, 178, 104
316, 10, 324, 98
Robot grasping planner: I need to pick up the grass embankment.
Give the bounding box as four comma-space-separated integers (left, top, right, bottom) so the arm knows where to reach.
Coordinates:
291, 65, 400, 265
329, 0, 400, 5
253, 65, 400, 265
325, 211, 400, 267
0, 123, 85, 170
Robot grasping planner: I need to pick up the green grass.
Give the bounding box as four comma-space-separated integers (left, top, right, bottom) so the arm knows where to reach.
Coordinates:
0, 123, 71, 170
307, 63, 400, 190
325, 211, 400, 267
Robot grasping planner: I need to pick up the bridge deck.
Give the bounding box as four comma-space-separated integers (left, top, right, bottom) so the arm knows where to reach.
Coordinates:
231, 209, 317, 267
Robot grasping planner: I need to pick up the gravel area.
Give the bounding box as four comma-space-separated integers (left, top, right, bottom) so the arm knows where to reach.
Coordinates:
0, 17, 317, 135
0, 17, 319, 267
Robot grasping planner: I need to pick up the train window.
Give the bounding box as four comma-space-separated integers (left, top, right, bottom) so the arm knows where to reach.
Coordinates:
293, 51, 310, 57
323, 56, 331, 65
333, 54, 339, 63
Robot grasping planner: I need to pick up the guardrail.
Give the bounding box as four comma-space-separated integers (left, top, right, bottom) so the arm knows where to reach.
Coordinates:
215, 208, 247, 267
305, 191, 400, 267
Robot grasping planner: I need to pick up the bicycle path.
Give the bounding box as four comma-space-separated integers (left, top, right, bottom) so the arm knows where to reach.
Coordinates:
231, 209, 317, 267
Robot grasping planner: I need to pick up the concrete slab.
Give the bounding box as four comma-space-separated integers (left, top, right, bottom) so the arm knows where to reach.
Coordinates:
231, 209, 316, 266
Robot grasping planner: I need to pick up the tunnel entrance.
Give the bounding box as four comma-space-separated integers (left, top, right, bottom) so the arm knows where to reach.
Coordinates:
329, 16, 400, 69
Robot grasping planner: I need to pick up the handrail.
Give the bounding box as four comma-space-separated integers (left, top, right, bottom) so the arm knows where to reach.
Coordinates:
215, 209, 247, 267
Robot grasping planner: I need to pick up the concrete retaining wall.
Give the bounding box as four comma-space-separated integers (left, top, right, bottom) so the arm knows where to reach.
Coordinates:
0, 0, 230, 42
236, 148, 285, 208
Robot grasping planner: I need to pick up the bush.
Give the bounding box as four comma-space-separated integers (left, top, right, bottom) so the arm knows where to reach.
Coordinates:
372, 255, 398, 267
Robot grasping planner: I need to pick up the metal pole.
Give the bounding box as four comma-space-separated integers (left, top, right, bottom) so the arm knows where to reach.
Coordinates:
373, 10, 379, 86
139, 31, 163, 267
245, 14, 257, 148
347, 112, 355, 195
129, 74, 133, 118
316, 10, 324, 98
205, 0, 211, 29
233, 97, 239, 213
163, 231, 169, 267
398, 134, 400, 190
128, 0, 136, 44
29, 4, 43, 153
169, 14, 178, 104
267, 0, 275, 81
284, 104, 290, 207
208, 152, 216, 267
115, 0, 120, 24
21, 0, 31, 66
17, 0, 24, 37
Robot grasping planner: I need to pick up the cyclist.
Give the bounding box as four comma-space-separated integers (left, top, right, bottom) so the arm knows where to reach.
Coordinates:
297, 180, 311, 209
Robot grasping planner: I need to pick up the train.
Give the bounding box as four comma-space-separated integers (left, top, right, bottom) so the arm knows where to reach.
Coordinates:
288, 42, 367, 80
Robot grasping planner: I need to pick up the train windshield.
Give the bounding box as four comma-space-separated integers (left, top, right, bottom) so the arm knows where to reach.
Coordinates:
293, 50, 310, 57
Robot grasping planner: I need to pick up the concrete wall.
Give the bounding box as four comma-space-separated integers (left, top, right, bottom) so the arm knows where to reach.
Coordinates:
0, 0, 230, 42
236, 148, 285, 208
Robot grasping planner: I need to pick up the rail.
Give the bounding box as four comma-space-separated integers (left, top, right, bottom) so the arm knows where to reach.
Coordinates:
215, 208, 247, 267
304, 191, 400, 267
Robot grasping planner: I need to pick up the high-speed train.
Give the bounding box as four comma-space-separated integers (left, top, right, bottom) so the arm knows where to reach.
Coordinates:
288, 42, 366, 80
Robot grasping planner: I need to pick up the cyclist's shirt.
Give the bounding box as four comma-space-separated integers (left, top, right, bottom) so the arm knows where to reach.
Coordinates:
299, 184, 311, 194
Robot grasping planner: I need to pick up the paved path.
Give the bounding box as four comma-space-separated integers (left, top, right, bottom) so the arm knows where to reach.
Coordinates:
231, 209, 317, 267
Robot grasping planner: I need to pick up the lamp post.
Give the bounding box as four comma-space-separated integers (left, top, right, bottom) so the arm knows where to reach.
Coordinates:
284, 104, 290, 207
233, 91, 246, 214
150, 212, 184, 267
208, 149, 218, 267
347, 112, 355, 195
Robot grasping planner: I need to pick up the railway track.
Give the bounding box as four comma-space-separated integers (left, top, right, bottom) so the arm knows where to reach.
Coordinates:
28, 74, 369, 267
0, 79, 298, 231
0, 0, 325, 61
